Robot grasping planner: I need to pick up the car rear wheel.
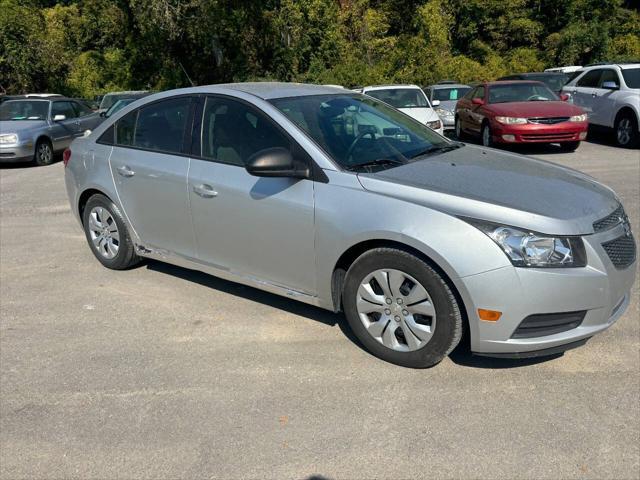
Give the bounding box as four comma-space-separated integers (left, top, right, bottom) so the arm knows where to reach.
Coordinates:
615, 113, 639, 148
342, 248, 462, 368
559, 141, 580, 152
82, 194, 141, 270
34, 139, 53, 166
481, 123, 493, 147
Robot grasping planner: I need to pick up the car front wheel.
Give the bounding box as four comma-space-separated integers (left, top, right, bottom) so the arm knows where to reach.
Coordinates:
82, 194, 141, 270
34, 139, 53, 166
342, 248, 463, 368
481, 123, 493, 147
615, 113, 639, 148
559, 141, 580, 152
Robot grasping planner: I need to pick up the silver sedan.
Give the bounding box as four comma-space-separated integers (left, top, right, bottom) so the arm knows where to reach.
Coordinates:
63, 83, 637, 367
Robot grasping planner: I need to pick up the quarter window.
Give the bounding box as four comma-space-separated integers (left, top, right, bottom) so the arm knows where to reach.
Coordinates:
201, 97, 290, 166
599, 69, 620, 87
577, 69, 602, 88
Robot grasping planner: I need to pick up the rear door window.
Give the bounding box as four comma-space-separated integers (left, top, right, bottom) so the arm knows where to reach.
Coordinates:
133, 97, 192, 154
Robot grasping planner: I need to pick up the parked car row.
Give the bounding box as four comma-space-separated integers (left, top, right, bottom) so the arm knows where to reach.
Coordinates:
0, 90, 149, 165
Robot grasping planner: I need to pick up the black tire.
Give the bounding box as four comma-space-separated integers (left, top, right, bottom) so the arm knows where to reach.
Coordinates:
34, 138, 54, 166
559, 141, 580, 152
454, 116, 466, 140
82, 194, 141, 270
614, 112, 639, 148
481, 122, 493, 147
342, 248, 463, 368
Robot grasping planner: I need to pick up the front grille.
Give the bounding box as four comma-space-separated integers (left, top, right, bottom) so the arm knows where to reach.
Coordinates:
593, 205, 624, 232
511, 311, 586, 339
520, 132, 575, 141
602, 234, 637, 269
528, 117, 570, 124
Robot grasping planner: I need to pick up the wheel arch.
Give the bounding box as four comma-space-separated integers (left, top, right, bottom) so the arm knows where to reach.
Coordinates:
330, 239, 470, 343
78, 188, 112, 225
615, 105, 638, 126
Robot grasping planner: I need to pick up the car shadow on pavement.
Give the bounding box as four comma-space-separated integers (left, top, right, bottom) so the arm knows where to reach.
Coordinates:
147, 260, 559, 370
145, 259, 364, 349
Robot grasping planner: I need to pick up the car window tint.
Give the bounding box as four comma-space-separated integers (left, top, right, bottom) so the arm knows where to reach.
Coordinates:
201, 97, 290, 166
133, 97, 191, 154
52, 101, 77, 119
72, 101, 92, 117
433, 87, 470, 101
599, 69, 620, 87
116, 110, 137, 146
577, 69, 602, 87
472, 87, 485, 99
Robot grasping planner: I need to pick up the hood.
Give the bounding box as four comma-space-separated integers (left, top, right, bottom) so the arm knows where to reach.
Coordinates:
398, 107, 439, 124
487, 101, 583, 117
0, 120, 47, 133
357, 144, 618, 235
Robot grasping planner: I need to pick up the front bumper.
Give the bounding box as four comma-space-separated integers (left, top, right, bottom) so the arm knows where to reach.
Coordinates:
458, 222, 637, 356
492, 120, 588, 144
0, 141, 34, 163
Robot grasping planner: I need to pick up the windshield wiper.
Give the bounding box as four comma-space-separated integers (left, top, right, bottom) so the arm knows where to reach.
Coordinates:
411, 142, 462, 159
344, 158, 405, 171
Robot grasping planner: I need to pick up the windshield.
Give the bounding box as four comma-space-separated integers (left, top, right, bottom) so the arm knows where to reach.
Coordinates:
488, 83, 558, 103
365, 88, 429, 108
432, 87, 471, 102
270, 94, 450, 170
526, 74, 568, 92
105, 98, 136, 118
622, 68, 640, 88
0, 100, 49, 121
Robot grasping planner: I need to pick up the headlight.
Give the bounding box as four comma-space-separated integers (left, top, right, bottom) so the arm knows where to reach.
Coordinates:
0, 134, 18, 145
434, 107, 452, 117
467, 220, 587, 268
426, 120, 442, 130
570, 113, 588, 122
495, 116, 527, 125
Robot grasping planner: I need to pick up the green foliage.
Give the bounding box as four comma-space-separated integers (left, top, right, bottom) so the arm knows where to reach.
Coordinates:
0, 0, 637, 95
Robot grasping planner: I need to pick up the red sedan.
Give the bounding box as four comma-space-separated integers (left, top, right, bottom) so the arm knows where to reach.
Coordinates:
454, 81, 588, 151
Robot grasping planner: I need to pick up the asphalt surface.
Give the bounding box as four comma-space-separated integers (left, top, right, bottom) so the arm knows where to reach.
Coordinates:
1, 136, 639, 479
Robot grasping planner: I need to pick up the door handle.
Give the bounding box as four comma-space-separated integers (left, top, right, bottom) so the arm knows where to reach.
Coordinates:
116, 165, 135, 177
193, 184, 218, 198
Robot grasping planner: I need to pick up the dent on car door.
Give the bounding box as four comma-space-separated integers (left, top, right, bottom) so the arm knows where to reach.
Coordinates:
109, 96, 196, 258
187, 96, 316, 295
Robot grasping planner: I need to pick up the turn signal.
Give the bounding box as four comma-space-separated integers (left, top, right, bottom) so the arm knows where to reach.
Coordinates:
478, 309, 502, 322
63, 148, 71, 167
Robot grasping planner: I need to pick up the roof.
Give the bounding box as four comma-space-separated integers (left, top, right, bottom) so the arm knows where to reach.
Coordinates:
503, 72, 567, 77
220, 82, 346, 100
361, 84, 422, 92
426, 83, 470, 89
481, 80, 548, 86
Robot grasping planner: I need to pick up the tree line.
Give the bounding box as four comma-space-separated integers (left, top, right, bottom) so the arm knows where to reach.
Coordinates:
1, 0, 638, 97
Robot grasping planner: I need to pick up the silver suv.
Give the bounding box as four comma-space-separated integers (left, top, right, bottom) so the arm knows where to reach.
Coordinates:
64, 83, 637, 367
563, 63, 640, 147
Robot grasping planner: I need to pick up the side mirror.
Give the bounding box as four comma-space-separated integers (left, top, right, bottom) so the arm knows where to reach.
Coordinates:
560, 93, 570, 101
100, 111, 106, 117
431, 99, 441, 107
53, 114, 66, 121
472, 98, 484, 106
245, 147, 310, 179
601, 81, 619, 90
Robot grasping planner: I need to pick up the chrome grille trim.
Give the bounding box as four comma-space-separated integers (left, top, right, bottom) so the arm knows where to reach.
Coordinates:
527, 117, 570, 124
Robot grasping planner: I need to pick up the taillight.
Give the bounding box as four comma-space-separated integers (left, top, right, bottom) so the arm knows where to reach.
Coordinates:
63, 148, 71, 167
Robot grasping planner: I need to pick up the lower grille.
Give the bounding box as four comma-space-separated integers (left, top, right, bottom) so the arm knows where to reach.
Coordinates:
528, 117, 570, 124
0, 152, 16, 157
511, 311, 586, 339
602, 234, 636, 269
520, 132, 575, 141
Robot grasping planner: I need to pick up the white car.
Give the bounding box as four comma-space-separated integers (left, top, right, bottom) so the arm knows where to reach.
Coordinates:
562, 63, 639, 147
361, 85, 444, 135
545, 66, 582, 74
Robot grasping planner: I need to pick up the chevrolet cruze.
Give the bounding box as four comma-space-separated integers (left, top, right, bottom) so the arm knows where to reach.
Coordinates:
64, 83, 637, 368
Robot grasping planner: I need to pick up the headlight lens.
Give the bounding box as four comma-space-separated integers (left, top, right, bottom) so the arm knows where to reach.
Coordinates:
495, 116, 527, 125
468, 220, 587, 268
570, 113, 588, 122
0, 134, 18, 145
427, 120, 442, 130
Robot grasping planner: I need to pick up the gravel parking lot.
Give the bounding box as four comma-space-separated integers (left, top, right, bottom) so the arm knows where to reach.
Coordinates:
1, 137, 639, 479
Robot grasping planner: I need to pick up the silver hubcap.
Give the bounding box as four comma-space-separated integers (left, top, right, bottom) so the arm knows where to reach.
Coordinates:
617, 118, 631, 145
88, 206, 120, 259
356, 269, 436, 352
482, 126, 490, 146
38, 143, 52, 163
